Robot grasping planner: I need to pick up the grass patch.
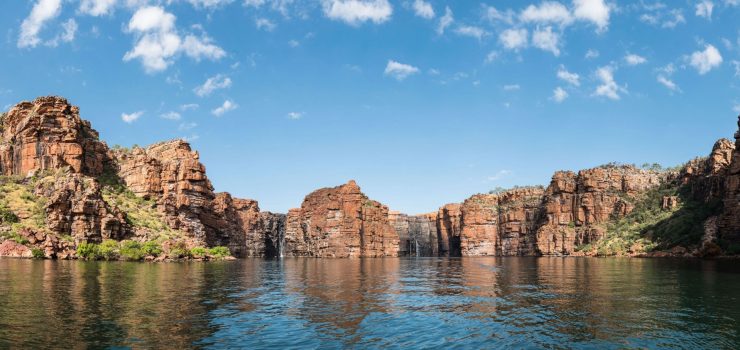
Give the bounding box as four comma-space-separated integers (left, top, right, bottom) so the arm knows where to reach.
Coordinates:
208, 246, 231, 258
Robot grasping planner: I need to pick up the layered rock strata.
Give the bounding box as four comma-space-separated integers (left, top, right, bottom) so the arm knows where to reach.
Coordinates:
282, 181, 399, 257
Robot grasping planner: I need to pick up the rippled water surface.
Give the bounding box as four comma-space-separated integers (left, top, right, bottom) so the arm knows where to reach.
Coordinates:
1, 257, 739, 349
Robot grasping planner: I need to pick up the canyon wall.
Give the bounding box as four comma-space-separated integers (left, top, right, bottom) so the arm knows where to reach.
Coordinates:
2, 96, 739, 259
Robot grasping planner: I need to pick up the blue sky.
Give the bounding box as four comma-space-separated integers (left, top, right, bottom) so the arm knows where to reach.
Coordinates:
1, 0, 739, 214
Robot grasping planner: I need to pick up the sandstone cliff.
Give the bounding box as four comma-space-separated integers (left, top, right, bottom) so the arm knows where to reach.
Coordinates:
283, 181, 399, 257
1, 96, 739, 260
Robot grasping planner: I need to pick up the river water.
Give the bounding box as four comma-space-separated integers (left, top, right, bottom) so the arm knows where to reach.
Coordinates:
0, 257, 738, 349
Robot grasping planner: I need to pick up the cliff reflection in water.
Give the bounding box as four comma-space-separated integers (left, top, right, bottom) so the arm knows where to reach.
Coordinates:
0, 257, 738, 348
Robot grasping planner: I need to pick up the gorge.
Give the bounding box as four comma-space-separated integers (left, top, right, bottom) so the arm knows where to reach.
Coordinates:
1, 96, 739, 260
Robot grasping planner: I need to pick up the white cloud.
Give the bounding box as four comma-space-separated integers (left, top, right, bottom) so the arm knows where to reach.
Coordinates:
323, 0, 392, 26
573, 0, 610, 32
123, 6, 225, 73
483, 5, 514, 24
122, 111, 143, 123
180, 103, 199, 110
734, 103, 740, 114
487, 170, 511, 181
585, 49, 599, 59
384, 60, 419, 80
179, 121, 197, 131
455, 25, 487, 40
552, 86, 568, 102
593, 66, 623, 100
411, 0, 434, 19
661, 9, 685, 28
695, 1, 714, 19
733, 60, 740, 76
161, 111, 182, 120
79, 0, 117, 16
18, 0, 62, 48
484, 51, 498, 64
194, 74, 232, 97
532, 26, 560, 56
212, 100, 237, 116
46, 18, 77, 47
689, 44, 723, 74
288, 39, 300, 47
503, 84, 520, 91
255, 18, 276, 31
557, 66, 580, 86
188, 0, 235, 8
624, 53, 647, 65
436, 6, 453, 35
657, 76, 680, 92
499, 28, 528, 50
520, 1, 573, 26
287, 111, 303, 119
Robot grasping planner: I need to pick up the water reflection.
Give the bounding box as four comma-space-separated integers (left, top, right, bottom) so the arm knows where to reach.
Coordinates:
0, 257, 738, 348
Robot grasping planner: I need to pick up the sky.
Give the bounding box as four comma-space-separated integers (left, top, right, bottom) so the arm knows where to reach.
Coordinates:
1, 0, 739, 214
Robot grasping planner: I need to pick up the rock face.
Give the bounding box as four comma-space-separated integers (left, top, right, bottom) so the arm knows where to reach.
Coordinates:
3, 96, 740, 259
0, 97, 109, 177
34, 173, 130, 243
535, 166, 662, 255
388, 211, 438, 256
720, 117, 740, 243
113, 140, 215, 244
283, 181, 399, 257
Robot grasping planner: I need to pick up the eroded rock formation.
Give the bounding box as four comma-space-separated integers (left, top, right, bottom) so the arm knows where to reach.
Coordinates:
388, 211, 438, 256
720, 117, 740, 243
282, 181, 399, 257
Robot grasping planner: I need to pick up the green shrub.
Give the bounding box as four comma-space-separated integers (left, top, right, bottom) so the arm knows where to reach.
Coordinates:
76, 242, 101, 260
189, 247, 207, 258
141, 241, 162, 256
31, 248, 45, 259
208, 246, 231, 258
99, 240, 120, 260
0, 205, 19, 224
120, 241, 144, 261
169, 247, 189, 258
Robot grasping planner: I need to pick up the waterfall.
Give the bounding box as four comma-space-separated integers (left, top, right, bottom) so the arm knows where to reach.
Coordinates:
279, 229, 285, 258
415, 239, 420, 257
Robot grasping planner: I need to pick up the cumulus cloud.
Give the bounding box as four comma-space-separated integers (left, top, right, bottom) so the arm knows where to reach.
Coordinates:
519, 1, 572, 26
499, 28, 528, 50
455, 25, 487, 40
624, 53, 647, 65
573, 0, 610, 32
79, 0, 117, 16
212, 100, 237, 116
657, 76, 680, 92
689, 44, 723, 74
287, 111, 303, 119
323, 0, 392, 26
122, 111, 143, 123
411, 0, 434, 19
552, 86, 568, 102
532, 26, 560, 56
46, 18, 77, 47
593, 66, 623, 100
194, 74, 232, 97
123, 6, 226, 73
160, 111, 182, 120
255, 18, 276, 31
384, 60, 419, 80
642, 8, 686, 28
695, 1, 714, 19
436, 6, 453, 34
585, 49, 599, 59
557, 66, 580, 86
18, 0, 62, 48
